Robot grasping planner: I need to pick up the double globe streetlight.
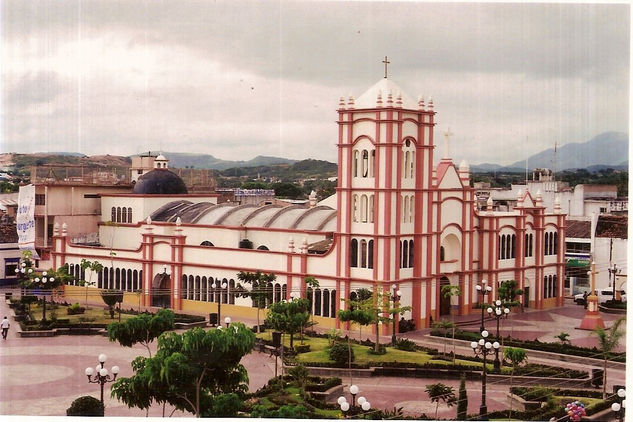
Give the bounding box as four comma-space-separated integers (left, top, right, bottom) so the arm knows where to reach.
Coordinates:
471, 330, 500, 420
337, 384, 371, 415
85, 354, 119, 405
486, 300, 510, 372
611, 388, 626, 422
391, 284, 402, 345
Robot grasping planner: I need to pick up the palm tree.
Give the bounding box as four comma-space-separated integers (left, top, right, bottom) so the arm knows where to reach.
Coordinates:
432, 319, 455, 358
503, 347, 527, 420
425, 383, 456, 420
593, 317, 626, 399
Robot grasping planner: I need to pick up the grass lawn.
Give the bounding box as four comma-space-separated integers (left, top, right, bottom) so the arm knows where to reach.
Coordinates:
256, 331, 488, 369
28, 303, 134, 324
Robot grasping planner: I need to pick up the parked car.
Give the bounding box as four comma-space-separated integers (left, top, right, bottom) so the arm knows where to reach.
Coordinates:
574, 289, 626, 305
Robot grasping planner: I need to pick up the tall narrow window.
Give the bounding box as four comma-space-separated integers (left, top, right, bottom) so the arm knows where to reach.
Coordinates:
353, 195, 358, 222
409, 196, 414, 223
553, 233, 558, 256
410, 151, 415, 178
331, 290, 337, 318
229, 279, 236, 304
440, 246, 445, 261
409, 239, 414, 268
360, 240, 367, 268
353, 151, 359, 177
116, 207, 122, 223
404, 151, 410, 179
362, 150, 369, 177
195, 276, 201, 301
500, 235, 505, 260
111, 207, 116, 222
511, 234, 516, 258
370, 150, 375, 177
127, 208, 133, 223
368, 240, 374, 269
314, 289, 322, 316
403, 196, 409, 223
121, 208, 127, 223
350, 239, 358, 267
505, 234, 511, 259
402, 240, 409, 268
361, 195, 368, 222
323, 289, 330, 317
529, 234, 533, 257
369, 195, 374, 222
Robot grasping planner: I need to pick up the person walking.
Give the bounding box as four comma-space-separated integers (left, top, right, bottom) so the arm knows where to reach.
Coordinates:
1, 316, 10, 339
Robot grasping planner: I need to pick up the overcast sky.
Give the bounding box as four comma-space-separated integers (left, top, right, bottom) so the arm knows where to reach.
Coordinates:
1, 1, 629, 165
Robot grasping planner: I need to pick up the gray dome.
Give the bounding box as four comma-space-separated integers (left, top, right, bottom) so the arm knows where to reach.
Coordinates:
132, 169, 188, 195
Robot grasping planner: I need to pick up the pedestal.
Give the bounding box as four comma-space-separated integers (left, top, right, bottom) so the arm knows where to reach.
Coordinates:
578, 295, 605, 330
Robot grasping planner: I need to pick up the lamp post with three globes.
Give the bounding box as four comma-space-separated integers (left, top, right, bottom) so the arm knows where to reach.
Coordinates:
84, 354, 119, 405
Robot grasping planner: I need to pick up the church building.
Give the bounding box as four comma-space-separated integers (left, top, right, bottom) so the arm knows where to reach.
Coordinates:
51, 75, 566, 331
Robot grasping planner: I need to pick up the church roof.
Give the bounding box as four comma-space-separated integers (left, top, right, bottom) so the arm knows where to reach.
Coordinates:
150, 200, 336, 232
355, 78, 418, 109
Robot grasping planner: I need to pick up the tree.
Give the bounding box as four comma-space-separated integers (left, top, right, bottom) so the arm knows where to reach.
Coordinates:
594, 317, 626, 399
498, 279, 523, 307
456, 374, 468, 420
236, 271, 276, 333
265, 298, 310, 350
425, 383, 456, 420
503, 347, 527, 419
79, 259, 104, 307
432, 320, 455, 358
440, 284, 461, 362
107, 309, 175, 357
111, 324, 255, 418
101, 290, 123, 319
555, 332, 570, 345
19, 261, 65, 322
66, 396, 104, 416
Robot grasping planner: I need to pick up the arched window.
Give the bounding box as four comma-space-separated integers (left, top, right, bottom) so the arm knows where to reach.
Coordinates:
409, 196, 414, 223
257, 245, 269, 250
229, 279, 236, 304
353, 195, 358, 222
331, 290, 337, 317
97, 268, 103, 289
361, 195, 368, 222
307, 287, 314, 313
361, 240, 367, 268
403, 196, 409, 223
440, 246, 445, 261
201, 276, 208, 302
350, 239, 358, 267
409, 239, 414, 268
553, 275, 557, 297
511, 234, 516, 258
323, 289, 330, 317
282, 284, 287, 301
544, 232, 550, 255
362, 150, 369, 177
353, 150, 359, 177
201, 241, 214, 247
410, 151, 415, 178
553, 232, 558, 256
115, 268, 121, 290
399, 241, 403, 267
133, 270, 138, 291
181, 275, 187, 298
195, 276, 201, 301
121, 208, 127, 223
499, 235, 505, 260
274, 283, 281, 303
314, 289, 322, 316
505, 234, 511, 260
222, 278, 228, 303
368, 240, 374, 269
529, 234, 533, 257
109, 267, 114, 289
370, 150, 375, 177
116, 207, 122, 223
369, 195, 374, 223
188, 275, 194, 300
266, 281, 273, 306
404, 151, 410, 179
121, 269, 127, 291
127, 208, 133, 223
402, 240, 409, 268
111, 207, 116, 222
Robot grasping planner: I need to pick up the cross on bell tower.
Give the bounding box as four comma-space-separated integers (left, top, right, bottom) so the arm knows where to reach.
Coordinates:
382, 56, 390, 79
443, 128, 453, 159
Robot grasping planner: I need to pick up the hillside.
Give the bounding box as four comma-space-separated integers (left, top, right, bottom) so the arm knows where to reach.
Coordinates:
157, 152, 296, 170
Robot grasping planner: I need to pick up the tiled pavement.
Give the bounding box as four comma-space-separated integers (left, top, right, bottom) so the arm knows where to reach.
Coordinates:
0, 292, 627, 419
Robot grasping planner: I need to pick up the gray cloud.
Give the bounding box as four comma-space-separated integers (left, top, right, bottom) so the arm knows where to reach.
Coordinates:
0, 1, 628, 165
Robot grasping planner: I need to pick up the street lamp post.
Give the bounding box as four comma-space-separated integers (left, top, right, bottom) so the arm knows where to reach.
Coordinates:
84, 354, 119, 406
34, 272, 55, 322
476, 280, 492, 332
611, 388, 626, 422
486, 300, 510, 372
224, 316, 231, 327
214, 279, 228, 324
471, 330, 500, 421
609, 263, 622, 300
391, 284, 402, 345
337, 384, 371, 416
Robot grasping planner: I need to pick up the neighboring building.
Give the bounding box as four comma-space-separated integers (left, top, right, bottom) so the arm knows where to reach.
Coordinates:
50, 77, 566, 331
564, 219, 592, 295
216, 188, 276, 205
0, 193, 18, 222
0, 223, 20, 286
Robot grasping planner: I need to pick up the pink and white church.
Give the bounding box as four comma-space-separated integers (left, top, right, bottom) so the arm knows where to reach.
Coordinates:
51, 76, 566, 331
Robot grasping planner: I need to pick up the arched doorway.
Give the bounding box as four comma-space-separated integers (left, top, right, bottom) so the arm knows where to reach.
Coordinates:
151, 272, 171, 308
439, 277, 451, 316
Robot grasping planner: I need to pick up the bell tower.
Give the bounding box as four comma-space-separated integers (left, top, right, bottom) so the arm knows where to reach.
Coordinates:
335, 69, 437, 329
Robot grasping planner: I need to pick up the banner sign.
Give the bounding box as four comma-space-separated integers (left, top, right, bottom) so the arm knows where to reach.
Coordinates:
17, 184, 39, 259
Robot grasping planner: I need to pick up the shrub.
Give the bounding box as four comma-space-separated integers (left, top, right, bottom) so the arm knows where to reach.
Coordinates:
368, 343, 387, 355
398, 318, 416, 333
203, 393, 242, 417
276, 404, 310, 419
66, 395, 104, 416
394, 338, 417, 351
67, 303, 86, 315
329, 342, 354, 365
294, 344, 311, 354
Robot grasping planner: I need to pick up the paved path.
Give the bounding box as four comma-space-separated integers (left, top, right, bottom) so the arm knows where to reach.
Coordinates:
0, 291, 626, 420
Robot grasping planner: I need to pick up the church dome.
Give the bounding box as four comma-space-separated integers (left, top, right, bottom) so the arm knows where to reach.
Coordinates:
132, 169, 188, 195
355, 78, 417, 109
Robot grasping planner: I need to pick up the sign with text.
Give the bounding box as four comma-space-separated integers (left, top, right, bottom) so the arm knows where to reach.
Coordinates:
17, 184, 39, 259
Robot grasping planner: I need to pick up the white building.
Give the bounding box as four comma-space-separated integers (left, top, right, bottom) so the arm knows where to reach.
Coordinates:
49, 76, 566, 331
